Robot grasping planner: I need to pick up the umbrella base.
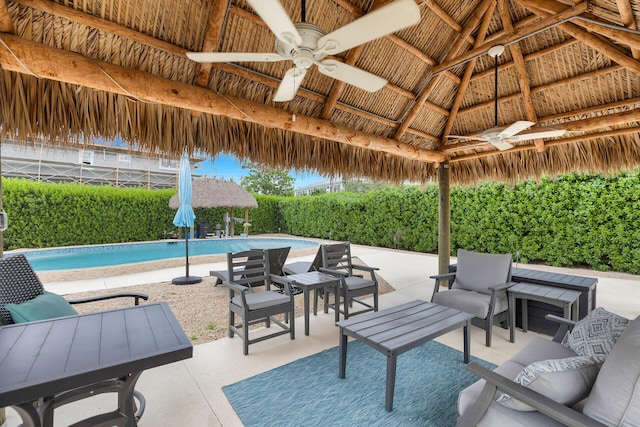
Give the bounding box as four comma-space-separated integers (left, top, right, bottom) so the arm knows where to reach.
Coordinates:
172, 276, 202, 285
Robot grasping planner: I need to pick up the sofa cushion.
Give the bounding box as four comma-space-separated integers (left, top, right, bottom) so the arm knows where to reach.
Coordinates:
497, 356, 602, 411
5, 290, 78, 323
565, 307, 629, 358
511, 337, 578, 367
452, 249, 512, 295
583, 315, 640, 426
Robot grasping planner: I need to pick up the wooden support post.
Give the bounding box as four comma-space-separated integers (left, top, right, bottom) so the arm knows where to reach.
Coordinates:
438, 162, 451, 277
243, 208, 249, 235
229, 207, 235, 237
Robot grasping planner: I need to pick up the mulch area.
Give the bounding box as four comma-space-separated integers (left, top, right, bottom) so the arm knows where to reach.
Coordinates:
68, 258, 395, 344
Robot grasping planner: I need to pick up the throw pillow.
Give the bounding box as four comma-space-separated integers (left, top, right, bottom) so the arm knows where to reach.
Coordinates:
565, 307, 630, 358
5, 291, 78, 323
496, 356, 603, 411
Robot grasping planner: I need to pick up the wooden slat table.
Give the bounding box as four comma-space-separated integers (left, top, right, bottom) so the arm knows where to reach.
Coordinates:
337, 300, 474, 411
0, 302, 193, 427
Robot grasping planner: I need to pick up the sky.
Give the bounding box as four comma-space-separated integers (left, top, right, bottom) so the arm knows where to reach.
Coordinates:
195, 154, 327, 188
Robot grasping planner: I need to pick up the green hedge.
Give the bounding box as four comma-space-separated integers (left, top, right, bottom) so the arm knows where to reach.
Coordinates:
3, 172, 640, 274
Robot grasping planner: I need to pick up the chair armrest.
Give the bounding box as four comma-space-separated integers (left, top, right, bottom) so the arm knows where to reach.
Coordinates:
270, 274, 293, 286
352, 265, 379, 272
545, 314, 577, 343
319, 267, 349, 277
487, 281, 514, 292
431, 272, 456, 298
67, 292, 149, 306
269, 274, 296, 296
221, 280, 250, 293
460, 363, 607, 427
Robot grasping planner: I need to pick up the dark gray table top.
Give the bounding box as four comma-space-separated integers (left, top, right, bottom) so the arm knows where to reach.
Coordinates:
0, 302, 192, 407
337, 300, 474, 355
509, 282, 582, 304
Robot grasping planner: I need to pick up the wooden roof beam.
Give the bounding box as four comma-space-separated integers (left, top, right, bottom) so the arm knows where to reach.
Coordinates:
421, 0, 475, 45
0, 33, 446, 163
432, 2, 589, 75
498, 0, 544, 152
616, 0, 640, 58
518, 0, 640, 51
394, 0, 494, 140
440, 1, 495, 146
193, 0, 229, 88
521, 3, 640, 75
0, 0, 13, 33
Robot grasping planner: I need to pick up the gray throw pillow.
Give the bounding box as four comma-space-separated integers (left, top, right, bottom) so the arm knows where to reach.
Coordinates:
565, 307, 629, 358
496, 356, 603, 412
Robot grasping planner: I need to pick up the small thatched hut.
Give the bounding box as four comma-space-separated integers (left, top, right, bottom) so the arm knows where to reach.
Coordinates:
169, 178, 258, 236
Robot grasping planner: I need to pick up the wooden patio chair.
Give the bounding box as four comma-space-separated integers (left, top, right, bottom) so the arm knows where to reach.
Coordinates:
320, 242, 379, 320
223, 249, 295, 355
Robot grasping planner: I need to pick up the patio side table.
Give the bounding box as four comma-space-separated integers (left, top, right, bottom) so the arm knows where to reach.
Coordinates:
508, 283, 581, 343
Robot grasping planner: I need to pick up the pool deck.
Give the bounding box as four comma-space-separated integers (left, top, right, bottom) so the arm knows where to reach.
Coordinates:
4, 238, 640, 426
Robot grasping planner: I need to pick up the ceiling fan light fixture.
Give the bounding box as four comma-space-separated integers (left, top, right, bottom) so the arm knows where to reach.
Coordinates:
488, 45, 505, 58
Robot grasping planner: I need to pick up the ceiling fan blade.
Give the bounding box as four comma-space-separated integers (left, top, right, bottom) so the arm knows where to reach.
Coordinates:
447, 135, 489, 142
506, 128, 567, 141
316, 59, 387, 92
246, 0, 302, 46
273, 67, 307, 102
316, 0, 421, 55
498, 121, 535, 138
490, 139, 514, 151
186, 52, 285, 63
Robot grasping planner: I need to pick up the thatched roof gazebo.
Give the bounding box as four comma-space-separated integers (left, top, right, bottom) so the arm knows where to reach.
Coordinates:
169, 178, 258, 236
1, 0, 640, 268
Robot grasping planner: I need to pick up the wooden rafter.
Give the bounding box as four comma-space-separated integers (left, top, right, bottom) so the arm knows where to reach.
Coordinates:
421, 0, 475, 44
616, 0, 640, 58
519, 0, 640, 50
0, 33, 446, 163
432, 2, 589, 74
439, 1, 495, 146
394, 0, 494, 140
498, 0, 544, 152
0, 0, 13, 33
517, 0, 640, 75
193, 0, 229, 88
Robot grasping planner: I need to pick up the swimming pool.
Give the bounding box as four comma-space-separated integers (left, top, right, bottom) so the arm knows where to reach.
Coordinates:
15, 238, 318, 271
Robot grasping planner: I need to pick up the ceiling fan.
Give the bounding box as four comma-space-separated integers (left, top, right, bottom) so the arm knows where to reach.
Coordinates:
449, 45, 566, 151
186, 0, 420, 102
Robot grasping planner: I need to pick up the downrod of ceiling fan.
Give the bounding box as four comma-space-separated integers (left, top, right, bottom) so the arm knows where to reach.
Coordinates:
490, 45, 504, 128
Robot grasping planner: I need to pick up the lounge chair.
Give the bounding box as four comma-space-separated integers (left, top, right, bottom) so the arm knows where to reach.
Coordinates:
0, 254, 149, 421
320, 242, 379, 320
282, 245, 323, 275
223, 249, 295, 355
430, 249, 513, 347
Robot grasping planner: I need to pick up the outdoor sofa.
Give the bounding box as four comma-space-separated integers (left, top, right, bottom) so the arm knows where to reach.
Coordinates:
457, 307, 640, 427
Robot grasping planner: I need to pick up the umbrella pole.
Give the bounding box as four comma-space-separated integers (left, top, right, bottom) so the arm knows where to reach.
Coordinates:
172, 225, 202, 285
185, 226, 189, 278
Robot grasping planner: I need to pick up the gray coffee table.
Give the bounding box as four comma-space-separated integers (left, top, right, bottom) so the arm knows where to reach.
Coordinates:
337, 300, 474, 411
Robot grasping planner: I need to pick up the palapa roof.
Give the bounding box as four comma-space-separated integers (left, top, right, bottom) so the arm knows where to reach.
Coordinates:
1, 0, 639, 185
169, 178, 258, 209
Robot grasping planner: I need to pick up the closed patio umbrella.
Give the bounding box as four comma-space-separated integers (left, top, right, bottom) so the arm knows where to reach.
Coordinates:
171, 153, 202, 285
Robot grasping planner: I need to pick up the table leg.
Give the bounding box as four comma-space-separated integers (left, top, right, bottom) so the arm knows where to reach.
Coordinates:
572, 300, 579, 322
385, 354, 397, 411
334, 284, 340, 323
522, 298, 529, 333
339, 329, 347, 379
303, 287, 311, 336
463, 320, 470, 364
509, 292, 516, 343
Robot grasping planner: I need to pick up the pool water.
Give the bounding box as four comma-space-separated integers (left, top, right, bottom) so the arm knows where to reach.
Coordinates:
15, 238, 318, 271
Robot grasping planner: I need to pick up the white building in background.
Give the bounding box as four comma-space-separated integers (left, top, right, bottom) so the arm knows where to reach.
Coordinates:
1, 140, 203, 189
294, 179, 345, 196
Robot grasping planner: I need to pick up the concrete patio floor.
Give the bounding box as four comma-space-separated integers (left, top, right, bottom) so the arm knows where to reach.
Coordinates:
4, 242, 640, 426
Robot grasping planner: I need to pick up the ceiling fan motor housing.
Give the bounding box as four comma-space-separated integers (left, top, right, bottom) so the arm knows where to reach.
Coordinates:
275, 22, 327, 68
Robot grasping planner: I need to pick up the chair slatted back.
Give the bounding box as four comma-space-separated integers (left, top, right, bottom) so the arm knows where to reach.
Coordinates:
226, 249, 270, 288
321, 243, 353, 275
0, 254, 45, 325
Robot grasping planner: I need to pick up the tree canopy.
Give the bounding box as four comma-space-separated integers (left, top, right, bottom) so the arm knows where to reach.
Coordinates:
240, 162, 294, 196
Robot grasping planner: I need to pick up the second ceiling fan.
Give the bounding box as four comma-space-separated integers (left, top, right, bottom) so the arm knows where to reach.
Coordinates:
187, 0, 421, 102
450, 45, 566, 151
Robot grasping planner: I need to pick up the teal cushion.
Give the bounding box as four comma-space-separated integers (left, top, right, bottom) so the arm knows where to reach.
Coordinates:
5, 291, 78, 323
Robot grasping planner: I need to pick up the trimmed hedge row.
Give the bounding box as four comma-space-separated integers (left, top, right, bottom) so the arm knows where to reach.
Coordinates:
3, 171, 639, 274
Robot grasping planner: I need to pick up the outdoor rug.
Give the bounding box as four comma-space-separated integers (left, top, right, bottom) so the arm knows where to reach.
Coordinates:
223, 340, 496, 427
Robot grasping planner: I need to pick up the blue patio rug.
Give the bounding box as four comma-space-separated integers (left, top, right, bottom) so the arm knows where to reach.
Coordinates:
223, 340, 496, 427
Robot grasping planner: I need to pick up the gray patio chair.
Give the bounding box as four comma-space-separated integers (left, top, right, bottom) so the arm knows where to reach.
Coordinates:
223, 249, 295, 355
0, 253, 149, 420
320, 242, 379, 320
430, 249, 513, 347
